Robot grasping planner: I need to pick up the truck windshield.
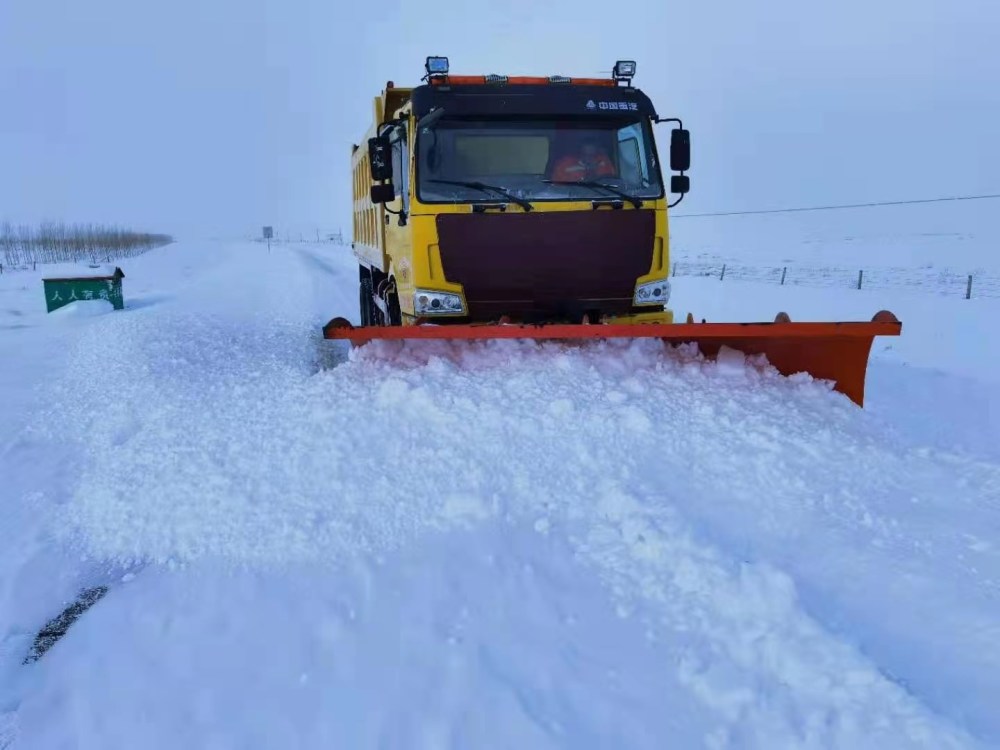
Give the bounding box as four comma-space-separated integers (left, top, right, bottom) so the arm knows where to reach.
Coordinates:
416, 117, 663, 205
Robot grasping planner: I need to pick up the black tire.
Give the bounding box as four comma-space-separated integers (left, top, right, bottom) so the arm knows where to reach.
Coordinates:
386, 287, 402, 326
359, 266, 376, 326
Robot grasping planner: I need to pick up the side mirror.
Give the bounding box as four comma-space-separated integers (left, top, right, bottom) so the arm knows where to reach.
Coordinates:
370, 183, 395, 204
671, 175, 690, 194
670, 128, 690, 172
368, 136, 392, 182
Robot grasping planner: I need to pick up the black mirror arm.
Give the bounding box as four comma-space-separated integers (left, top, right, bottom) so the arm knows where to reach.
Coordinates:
374, 181, 407, 220
668, 193, 685, 209
417, 107, 446, 131
378, 117, 408, 136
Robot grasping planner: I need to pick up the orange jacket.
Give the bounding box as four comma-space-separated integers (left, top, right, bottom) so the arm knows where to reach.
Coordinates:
550, 152, 616, 182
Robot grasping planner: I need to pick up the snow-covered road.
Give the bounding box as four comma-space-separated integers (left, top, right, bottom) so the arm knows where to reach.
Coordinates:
2, 240, 998, 748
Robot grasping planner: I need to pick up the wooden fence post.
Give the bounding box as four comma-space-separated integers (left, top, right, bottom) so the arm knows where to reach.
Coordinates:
780, 267, 787, 285
857, 269, 863, 290
967, 274, 973, 300
720, 264, 727, 281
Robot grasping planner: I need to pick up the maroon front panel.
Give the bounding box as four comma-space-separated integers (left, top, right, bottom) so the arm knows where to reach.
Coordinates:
436, 210, 655, 321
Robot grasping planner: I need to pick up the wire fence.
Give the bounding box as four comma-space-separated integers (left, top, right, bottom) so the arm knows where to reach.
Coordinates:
671, 259, 1000, 300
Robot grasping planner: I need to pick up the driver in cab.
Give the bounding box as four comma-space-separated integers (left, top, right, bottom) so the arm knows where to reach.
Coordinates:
549, 135, 616, 182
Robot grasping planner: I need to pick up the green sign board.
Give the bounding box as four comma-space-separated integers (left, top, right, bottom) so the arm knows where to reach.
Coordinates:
43, 267, 125, 313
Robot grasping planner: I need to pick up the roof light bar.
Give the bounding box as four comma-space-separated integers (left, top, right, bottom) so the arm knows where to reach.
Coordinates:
484, 73, 508, 84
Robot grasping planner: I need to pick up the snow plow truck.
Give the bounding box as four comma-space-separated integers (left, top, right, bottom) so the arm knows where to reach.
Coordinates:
323, 57, 901, 406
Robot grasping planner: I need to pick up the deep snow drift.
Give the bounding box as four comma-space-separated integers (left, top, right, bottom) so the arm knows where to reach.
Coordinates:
1, 240, 998, 749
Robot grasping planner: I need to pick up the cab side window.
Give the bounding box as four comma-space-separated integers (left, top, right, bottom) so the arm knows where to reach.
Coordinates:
617, 122, 648, 186
390, 124, 410, 212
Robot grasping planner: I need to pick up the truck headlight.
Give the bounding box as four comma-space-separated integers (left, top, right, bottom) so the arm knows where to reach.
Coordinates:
415, 289, 465, 315
634, 279, 671, 305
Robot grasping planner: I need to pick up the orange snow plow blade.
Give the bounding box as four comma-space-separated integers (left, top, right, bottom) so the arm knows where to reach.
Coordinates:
323, 311, 901, 407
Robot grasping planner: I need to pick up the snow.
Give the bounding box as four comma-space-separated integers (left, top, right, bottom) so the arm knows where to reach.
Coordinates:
1, 238, 998, 749
38, 263, 121, 280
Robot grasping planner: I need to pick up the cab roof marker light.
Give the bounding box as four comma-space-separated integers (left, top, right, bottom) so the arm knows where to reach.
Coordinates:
549, 75, 572, 83
425, 56, 449, 76
484, 74, 508, 84
613, 60, 637, 83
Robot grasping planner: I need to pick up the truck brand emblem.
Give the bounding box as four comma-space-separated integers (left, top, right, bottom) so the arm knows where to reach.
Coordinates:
591, 101, 639, 111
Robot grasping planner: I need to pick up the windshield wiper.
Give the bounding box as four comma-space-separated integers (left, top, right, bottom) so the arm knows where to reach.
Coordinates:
426, 179, 533, 211
542, 179, 643, 209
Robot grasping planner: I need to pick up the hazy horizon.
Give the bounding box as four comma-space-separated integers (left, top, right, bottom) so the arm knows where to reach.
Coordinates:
2, 0, 997, 244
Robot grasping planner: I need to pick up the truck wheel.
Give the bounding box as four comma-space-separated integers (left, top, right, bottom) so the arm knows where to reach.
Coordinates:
386, 284, 402, 326
359, 267, 376, 326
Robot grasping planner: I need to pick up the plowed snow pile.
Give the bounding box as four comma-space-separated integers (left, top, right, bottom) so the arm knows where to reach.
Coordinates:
2, 241, 998, 749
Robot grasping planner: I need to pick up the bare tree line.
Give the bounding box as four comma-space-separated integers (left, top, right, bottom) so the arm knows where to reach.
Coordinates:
0, 222, 173, 269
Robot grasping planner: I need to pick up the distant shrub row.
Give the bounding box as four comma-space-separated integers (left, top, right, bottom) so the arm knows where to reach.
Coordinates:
0, 222, 173, 268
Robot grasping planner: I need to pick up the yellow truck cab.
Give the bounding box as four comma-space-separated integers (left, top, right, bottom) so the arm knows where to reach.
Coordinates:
350, 57, 691, 328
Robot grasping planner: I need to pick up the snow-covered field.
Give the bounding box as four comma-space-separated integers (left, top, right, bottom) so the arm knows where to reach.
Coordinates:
1, 236, 998, 748
671, 200, 1000, 298
672, 257, 1000, 300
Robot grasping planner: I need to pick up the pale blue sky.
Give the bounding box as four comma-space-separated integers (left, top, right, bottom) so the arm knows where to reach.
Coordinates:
2, 0, 997, 240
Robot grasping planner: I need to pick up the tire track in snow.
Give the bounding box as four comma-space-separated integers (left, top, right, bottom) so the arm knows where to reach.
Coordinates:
25, 245, 997, 747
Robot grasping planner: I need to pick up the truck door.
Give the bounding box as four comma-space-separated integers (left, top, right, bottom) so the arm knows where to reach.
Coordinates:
383, 120, 412, 275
